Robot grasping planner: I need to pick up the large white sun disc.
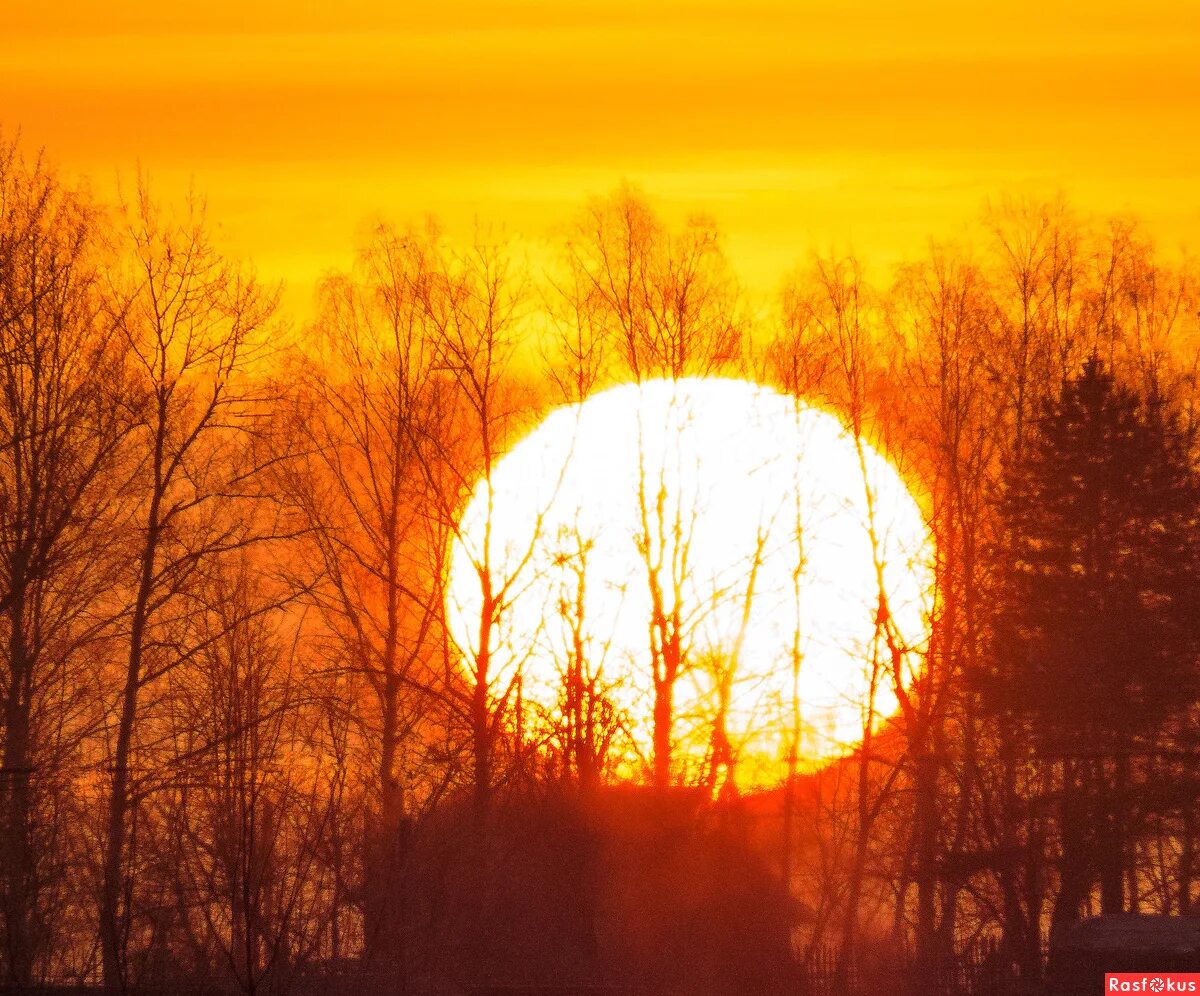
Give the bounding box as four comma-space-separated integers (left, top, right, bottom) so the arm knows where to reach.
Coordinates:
445, 378, 933, 787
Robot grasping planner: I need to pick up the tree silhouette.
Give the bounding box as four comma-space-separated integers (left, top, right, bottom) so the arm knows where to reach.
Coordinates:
9, 121, 1200, 991
990, 355, 1200, 922
99, 186, 283, 990
563, 188, 745, 790
0, 137, 130, 988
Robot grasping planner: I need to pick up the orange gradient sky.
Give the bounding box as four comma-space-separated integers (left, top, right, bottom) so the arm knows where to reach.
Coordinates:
5, 0, 1199, 315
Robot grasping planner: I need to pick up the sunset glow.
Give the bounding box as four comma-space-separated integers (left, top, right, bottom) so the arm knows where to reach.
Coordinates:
445, 378, 934, 787
5, 1, 1198, 314
6, 4, 1199, 989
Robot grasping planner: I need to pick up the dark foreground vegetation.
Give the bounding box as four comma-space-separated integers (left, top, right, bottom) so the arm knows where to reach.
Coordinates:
2, 129, 1200, 993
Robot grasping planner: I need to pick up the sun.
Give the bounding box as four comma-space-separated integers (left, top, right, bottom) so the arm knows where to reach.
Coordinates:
445, 377, 933, 789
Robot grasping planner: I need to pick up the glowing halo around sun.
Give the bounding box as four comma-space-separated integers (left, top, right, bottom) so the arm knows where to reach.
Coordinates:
445, 377, 934, 789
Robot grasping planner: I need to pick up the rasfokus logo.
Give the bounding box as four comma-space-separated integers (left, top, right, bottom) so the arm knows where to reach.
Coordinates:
1107, 975, 1200, 992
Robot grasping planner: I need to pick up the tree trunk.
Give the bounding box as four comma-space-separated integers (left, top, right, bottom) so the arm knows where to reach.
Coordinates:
652, 676, 673, 792
914, 749, 939, 986
1099, 755, 1127, 915
363, 584, 406, 967
100, 525, 158, 992
1053, 761, 1089, 931
100, 661, 140, 992
0, 567, 35, 985
999, 742, 1037, 980
1, 633, 33, 986
1181, 807, 1194, 916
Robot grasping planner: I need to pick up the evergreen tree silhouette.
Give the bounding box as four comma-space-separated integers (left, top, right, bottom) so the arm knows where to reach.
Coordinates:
990, 355, 1200, 918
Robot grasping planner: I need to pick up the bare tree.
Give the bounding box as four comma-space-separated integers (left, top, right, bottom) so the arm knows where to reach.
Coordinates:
98, 185, 282, 991
563, 185, 743, 383
773, 256, 897, 963
400, 226, 542, 817
986, 197, 1086, 464
166, 567, 334, 996
542, 256, 613, 405
760, 264, 839, 887
543, 526, 623, 792
563, 188, 746, 790
888, 249, 1005, 978
285, 221, 463, 968
0, 139, 130, 986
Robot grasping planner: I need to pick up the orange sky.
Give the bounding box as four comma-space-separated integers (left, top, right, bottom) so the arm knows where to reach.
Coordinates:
4, 0, 1199, 316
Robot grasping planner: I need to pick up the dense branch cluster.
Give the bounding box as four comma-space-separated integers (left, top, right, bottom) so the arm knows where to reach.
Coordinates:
2, 137, 1200, 994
